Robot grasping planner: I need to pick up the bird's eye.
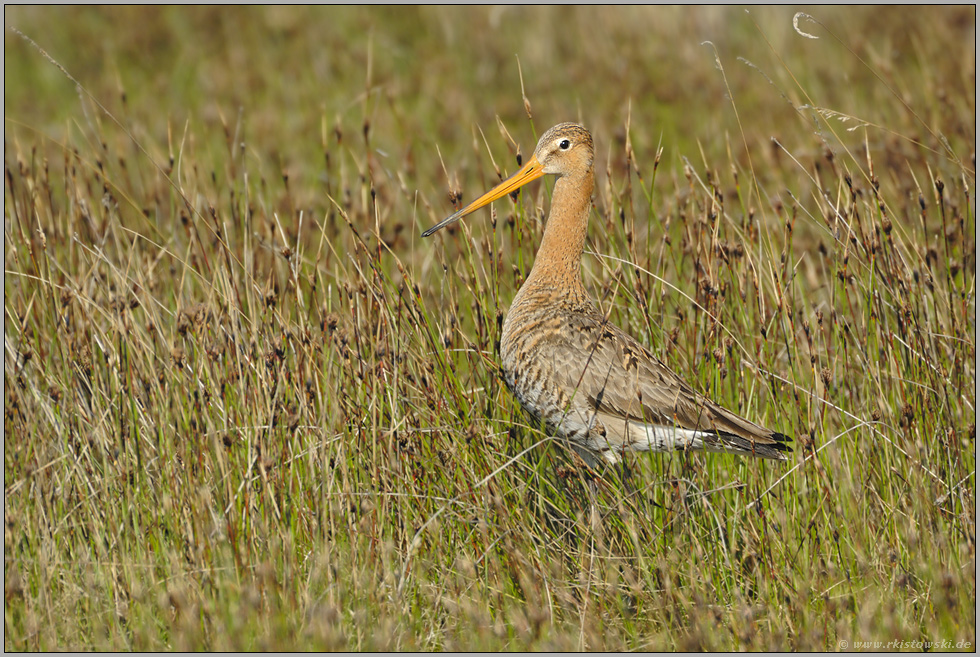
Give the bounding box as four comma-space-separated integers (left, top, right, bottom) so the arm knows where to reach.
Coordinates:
559, 139, 571, 150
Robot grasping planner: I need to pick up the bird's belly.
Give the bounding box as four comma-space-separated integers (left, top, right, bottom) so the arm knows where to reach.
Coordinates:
502, 367, 574, 432
500, 355, 618, 459
500, 303, 624, 461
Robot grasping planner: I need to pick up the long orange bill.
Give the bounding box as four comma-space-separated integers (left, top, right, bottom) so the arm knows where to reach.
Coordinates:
422, 154, 546, 237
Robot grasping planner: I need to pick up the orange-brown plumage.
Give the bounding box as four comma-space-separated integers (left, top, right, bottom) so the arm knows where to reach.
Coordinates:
424, 123, 790, 467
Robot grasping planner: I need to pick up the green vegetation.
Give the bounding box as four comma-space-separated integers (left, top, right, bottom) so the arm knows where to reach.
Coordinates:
4, 6, 975, 650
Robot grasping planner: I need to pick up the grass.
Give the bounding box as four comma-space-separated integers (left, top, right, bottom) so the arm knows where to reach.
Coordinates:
4, 5, 976, 651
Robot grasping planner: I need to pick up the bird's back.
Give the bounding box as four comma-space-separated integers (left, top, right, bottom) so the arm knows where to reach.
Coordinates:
500, 288, 791, 465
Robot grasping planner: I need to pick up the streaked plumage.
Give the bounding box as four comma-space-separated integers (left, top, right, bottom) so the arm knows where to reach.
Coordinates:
424, 123, 791, 467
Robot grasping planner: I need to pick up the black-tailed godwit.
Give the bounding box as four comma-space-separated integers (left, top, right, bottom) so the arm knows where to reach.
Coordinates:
423, 123, 790, 467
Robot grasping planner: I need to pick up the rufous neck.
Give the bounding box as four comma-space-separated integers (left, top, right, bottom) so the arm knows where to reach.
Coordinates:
523, 170, 594, 297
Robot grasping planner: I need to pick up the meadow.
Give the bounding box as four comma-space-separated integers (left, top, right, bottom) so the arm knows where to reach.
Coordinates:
3, 6, 975, 650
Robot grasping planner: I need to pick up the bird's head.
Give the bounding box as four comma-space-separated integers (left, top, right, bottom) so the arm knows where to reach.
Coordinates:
422, 123, 594, 237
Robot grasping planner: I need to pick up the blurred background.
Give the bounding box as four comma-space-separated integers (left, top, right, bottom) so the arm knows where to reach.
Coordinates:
7, 6, 975, 216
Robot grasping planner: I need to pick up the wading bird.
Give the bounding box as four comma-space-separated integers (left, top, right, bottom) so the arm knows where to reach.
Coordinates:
423, 123, 790, 469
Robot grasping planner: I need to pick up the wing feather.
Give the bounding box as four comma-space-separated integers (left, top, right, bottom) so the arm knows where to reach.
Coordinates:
552, 310, 791, 460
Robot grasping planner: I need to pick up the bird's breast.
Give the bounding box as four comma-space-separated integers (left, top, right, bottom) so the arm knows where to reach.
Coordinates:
499, 295, 602, 440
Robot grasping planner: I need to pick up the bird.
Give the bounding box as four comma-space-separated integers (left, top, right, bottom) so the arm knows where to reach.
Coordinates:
423, 123, 791, 469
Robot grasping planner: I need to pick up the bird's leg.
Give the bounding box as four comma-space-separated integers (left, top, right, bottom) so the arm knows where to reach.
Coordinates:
618, 456, 640, 506
569, 447, 603, 534
586, 469, 600, 534
575, 459, 603, 560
